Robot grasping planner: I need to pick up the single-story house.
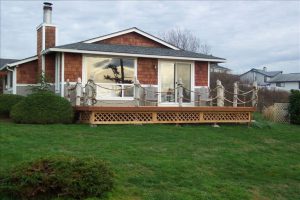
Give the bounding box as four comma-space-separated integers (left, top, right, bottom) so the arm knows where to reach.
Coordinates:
239, 67, 282, 86
0, 2, 225, 106
268, 73, 300, 91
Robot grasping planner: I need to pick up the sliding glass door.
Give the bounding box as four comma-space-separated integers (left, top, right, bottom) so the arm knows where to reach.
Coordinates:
160, 61, 192, 105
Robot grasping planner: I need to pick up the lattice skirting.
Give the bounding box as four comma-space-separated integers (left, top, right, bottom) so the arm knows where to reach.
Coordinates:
79, 111, 252, 124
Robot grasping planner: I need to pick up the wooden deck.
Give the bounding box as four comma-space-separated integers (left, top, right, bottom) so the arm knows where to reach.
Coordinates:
75, 106, 256, 125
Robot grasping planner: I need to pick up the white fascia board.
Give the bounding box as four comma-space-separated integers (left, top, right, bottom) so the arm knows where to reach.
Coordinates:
84, 28, 180, 50
47, 48, 226, 63
6, 56, 38, 67
36, 23, 57, 30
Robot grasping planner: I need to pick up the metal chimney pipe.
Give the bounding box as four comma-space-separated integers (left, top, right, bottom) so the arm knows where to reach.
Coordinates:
43, 2, 52, 24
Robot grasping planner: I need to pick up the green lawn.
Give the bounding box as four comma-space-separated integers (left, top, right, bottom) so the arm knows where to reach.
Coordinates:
0, 116, 299, 200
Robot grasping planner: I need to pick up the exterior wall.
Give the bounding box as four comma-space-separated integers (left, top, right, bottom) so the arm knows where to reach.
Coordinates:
270, 82, 300, 91
95, 32, 169, 48
45, 54, 56, 83
64, 53, 82, 82
195, 61, 208, 86
16, 85, 55, 96
45, 26, 56, 49
17, 60, 38, 84
37, 27, 43, 74
137, 58, 158, 84
240, 71, 267, 85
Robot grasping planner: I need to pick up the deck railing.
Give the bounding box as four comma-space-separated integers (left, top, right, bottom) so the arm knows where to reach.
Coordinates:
65, 77, 258, 108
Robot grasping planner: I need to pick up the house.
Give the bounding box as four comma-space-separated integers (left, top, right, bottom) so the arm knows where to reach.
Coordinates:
268, 73, 300, 91
210, 63, 231, 73
239, 67, 282, 86
0, 2, 225, 107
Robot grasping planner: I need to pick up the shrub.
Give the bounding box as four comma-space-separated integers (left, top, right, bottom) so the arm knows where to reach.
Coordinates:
0, 157, 114, 199
289, 90, 300, 124
0, 94, 25, 117
10, 91, 73, 124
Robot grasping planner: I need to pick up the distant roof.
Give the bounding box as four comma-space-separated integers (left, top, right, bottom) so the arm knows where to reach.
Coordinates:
269, 73, 300, 83
210, 63, 231, 71
0, 58, 19, 70
48, 42, 225, 62
240, 68, 282, 77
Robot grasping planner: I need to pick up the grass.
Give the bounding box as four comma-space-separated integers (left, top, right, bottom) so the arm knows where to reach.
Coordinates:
0, 114, 299, 200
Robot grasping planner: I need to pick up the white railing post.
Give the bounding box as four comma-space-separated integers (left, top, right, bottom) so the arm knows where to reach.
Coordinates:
76, 77, 82, 106
134, 77, 140, 107
65, 79, 71, 102
252, 81, 258, 107
233, 82, 238, 107
178, 78, 183, 107
197, 93, 201, 106
216, 80, 224, 107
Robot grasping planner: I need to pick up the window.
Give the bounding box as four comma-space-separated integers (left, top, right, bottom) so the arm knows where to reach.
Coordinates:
276, 82, 285, 87
85, 55, 135, 99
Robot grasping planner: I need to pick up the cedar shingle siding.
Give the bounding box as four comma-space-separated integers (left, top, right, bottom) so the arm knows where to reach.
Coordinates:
94, 32, 169, 48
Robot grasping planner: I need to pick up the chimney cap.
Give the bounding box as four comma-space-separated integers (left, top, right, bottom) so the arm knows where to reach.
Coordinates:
44, 2, 52, 7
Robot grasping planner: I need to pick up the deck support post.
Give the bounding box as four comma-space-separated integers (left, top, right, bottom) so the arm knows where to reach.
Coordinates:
76, 77, 82, 106
178, 78, 183, 107
233, 82, 238, 107
66, 79, 71, 102
252, 81, 258, 107
216, 80, 224, 107
134, 77, 140, 107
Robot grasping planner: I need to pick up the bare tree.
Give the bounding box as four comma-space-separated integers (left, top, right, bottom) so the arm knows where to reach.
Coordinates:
160, 28, 212, 54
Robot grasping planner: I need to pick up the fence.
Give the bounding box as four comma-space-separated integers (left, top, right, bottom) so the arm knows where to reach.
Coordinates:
65, 77, 258, 108
263, 103, 290, 123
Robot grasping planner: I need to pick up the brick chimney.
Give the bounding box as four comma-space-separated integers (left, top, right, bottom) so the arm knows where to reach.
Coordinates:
37, 2, 56, 74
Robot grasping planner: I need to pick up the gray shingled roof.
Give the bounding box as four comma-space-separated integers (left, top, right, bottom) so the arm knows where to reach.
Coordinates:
52, 42, 225, 61
0, 58, 19, 70
269, 73, 300, 83
251, 68, 282, 77
210, 63, 231, 71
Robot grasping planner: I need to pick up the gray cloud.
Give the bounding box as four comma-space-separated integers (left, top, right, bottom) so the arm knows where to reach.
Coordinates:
0, 0, 299, 74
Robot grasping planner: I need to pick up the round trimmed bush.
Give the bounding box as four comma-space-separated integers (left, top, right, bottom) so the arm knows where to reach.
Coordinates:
10, 91, 73, 124
0, 157, 114, 199
0, 94, 25, 117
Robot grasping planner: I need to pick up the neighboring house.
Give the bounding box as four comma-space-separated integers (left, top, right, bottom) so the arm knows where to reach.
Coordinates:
268, 73, 300, 91
239, 67, 282, 86
210, 63, 231, 73
0, 2, 225, 106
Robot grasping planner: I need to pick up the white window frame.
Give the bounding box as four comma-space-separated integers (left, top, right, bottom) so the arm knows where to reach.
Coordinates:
82, 54, 137, 100
157, 59, 195, 106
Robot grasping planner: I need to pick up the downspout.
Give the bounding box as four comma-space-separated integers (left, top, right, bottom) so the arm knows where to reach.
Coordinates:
6, 65, 17, 94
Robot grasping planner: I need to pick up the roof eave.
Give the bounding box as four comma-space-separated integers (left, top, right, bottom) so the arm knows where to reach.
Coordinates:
5, 56, 38, 67
46, 48, 226, 63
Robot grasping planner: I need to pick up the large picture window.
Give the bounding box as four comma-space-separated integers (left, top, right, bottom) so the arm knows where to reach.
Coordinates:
85, 55, 135, 99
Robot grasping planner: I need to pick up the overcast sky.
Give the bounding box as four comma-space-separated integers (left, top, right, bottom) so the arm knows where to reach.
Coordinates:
0, 0, 299, 74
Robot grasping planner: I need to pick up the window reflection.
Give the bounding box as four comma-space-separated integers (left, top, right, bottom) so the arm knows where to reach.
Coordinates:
85, 55, 135, 98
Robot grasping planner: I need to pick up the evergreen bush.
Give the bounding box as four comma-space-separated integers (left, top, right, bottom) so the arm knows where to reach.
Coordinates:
10, 91, 73, 124
0, 157, 114, 199
0, 94, 25, 117
289, 90, 300, 124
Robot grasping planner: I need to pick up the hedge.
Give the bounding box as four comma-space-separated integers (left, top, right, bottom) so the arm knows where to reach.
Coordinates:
10, 91, 73, 124
289, 90, 300, 124
0, 94, 25, 117
0, 157, 114, 199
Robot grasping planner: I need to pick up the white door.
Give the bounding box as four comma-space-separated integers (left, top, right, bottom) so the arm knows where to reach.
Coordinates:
159, 61, 192, 106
